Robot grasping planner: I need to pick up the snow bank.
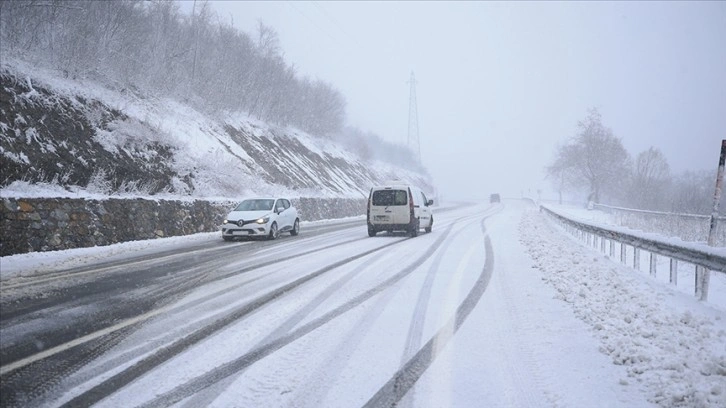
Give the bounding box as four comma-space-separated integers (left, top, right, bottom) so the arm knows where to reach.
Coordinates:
519, 209, 726, 408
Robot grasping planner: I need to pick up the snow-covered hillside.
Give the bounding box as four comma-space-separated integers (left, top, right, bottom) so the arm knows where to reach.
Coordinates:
0, 59, 432, 201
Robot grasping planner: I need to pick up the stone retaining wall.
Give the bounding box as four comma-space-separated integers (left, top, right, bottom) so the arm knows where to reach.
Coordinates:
0, 197, 366, 256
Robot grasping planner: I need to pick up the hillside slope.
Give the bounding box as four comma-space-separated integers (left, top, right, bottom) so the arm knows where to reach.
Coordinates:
0, 60, 433, 201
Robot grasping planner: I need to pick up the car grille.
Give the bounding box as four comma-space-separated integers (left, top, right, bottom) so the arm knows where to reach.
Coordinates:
231, 219, 254, 227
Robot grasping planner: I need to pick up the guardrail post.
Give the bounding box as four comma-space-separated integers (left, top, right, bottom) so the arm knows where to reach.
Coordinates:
695, 267, 713, 299
609, 240, 615, 257
600, 236, 606, 252
670, 258, 678, 285
695, 266, 707, 298
620, 243, 627, 264
649, 253, 657, 277
633, 248, 640, 270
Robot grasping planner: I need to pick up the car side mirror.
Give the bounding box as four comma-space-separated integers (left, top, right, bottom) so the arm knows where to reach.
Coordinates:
427, 199, 434, 206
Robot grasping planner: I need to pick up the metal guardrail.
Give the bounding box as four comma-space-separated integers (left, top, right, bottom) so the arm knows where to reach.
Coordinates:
593, 203, 726, 221
591, 203, 726, 247
539, 204, 726, 300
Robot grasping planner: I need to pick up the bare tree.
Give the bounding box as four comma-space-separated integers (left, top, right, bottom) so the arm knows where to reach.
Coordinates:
670, 170, 714, 214
1, 0, 348, 137
629, 147, 671, 210
546, 108, 631, 204
546, 143, 580, 204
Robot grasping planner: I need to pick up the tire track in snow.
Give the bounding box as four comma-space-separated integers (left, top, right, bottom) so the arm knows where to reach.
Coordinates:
2, 220, 378, 407
399, 223, 474, 363
467, 207, 549, 407
277, 220, 481, 407
288, 266, 406, 407
56, 236, 410, 408
0, 326, 135, 408
362, 216, 495, 408
1, 235, 366, 378
177, 216, 482, 407
176, 254, 387, 408
0, 256, 225, 408
133, 221, 456, 408
395, 205, 501, 408
0, 241, 228, 292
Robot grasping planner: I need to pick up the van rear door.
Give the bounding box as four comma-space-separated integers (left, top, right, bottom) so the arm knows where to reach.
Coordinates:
370, 188, 410, 225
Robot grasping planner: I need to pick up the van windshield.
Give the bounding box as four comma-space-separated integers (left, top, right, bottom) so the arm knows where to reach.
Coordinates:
372, 190, 408, 206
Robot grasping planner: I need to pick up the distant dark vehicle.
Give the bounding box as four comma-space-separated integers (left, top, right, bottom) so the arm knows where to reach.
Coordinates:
490, 193, 501, 203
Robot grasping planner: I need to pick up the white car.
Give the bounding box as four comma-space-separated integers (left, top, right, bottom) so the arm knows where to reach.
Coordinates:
222, 198, 299, 241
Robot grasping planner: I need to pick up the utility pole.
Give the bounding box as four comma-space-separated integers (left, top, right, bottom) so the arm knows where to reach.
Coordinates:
407, 71, 421, 165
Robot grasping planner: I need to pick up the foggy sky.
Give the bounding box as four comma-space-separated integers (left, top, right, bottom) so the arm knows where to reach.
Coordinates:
185, 1, 726, 201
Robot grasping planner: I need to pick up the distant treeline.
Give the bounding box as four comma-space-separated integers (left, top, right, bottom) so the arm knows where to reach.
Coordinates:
547, 108, 719, 215
0, 0, 421, 169
0, 0, 344, 134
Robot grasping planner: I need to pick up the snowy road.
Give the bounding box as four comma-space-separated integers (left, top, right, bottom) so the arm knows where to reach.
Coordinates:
1, 200, 724, 407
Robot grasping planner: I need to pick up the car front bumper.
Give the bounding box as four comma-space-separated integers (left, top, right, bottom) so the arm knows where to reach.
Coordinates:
221, 224, 270, 237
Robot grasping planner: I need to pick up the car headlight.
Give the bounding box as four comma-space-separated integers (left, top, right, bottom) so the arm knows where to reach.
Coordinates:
223, 219, 228, 224
256, 216, 270, 224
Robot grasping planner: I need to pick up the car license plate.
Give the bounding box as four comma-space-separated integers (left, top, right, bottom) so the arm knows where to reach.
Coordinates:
374, 215, 389, 221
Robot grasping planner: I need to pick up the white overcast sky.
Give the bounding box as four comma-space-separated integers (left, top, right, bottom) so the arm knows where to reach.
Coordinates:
182, 1, 726, 201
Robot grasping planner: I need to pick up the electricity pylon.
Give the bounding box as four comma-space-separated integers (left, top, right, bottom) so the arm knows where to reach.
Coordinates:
407, 71, 420, 165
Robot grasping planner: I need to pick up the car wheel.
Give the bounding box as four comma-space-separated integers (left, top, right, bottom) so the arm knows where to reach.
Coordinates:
223, 236, 234, 241
410, 219, 419, 237
290, 218, 300, 236
425, 216, 433, 233
368, 225, 377, 237
268, 222, 278, 240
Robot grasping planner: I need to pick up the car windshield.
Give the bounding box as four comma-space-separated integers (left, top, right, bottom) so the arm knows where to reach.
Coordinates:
235, 199, 274, 211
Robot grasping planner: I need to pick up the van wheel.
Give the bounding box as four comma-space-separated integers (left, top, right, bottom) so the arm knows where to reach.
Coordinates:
223, 236, 234, 241
368, 225, 377, 237
425, 216, 433, 233
410, 219, 419, 237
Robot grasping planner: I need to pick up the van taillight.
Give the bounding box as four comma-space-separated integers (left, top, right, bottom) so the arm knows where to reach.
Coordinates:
367, 190, 372, 223
409, 189, 415, 219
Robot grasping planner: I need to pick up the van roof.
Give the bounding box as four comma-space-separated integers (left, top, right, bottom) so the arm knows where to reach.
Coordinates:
371, 184, 410, 190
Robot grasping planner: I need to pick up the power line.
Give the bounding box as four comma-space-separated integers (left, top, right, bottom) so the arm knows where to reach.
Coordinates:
310, 1, 365, 51
284, 2, 348, 50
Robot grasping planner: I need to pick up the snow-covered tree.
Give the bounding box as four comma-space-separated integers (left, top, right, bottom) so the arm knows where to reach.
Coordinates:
547, 108, 631, 204
670, 170, 715, 214
628, 147, 671, 210
0, 0, 347, 138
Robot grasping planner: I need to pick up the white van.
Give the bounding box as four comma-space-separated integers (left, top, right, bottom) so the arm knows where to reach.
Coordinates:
366, 182, 434, 237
